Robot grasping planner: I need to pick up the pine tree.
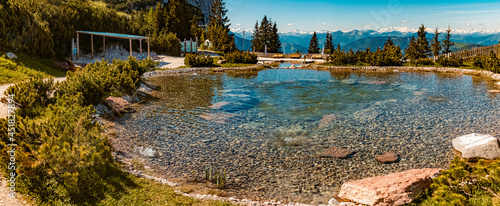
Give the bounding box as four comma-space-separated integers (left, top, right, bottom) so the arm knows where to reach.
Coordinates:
207, 0, 235, 52
268, 22, 281, 53
442, 25, 455, 54
167, 0, 192, 40
416, 24, 431, 58
251, 16, 281, 53
308, 32, 320, 54
431, 28, 442, 57
405, 36, 419, 61
251, 21, 262, 52
325, 33, 334, 54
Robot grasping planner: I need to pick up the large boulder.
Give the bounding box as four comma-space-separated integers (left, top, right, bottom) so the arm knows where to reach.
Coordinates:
452, 133, 500, 159
338, 168, 441, 206
105, 96, 135, 114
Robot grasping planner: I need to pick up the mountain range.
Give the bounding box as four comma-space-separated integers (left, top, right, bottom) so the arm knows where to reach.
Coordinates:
232, 30, 500, 54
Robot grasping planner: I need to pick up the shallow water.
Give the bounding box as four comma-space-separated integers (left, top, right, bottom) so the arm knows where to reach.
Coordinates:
114, 69, 500, 204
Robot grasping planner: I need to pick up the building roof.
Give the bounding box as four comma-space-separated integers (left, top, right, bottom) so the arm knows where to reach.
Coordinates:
76, 31, 149, 40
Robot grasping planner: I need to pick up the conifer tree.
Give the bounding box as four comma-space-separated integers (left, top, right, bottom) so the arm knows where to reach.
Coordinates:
269, 22, 282, 53
325, 33, 334, 54
431, 28, 442, 57
405, 36, 419, 61
251, 21, 262, 52
207, 0, 235, 52
442, 25, 455, 54
416, 24, 431, 58
308, 32, 320, 53
251, 16, 281, 53
167, 0, 192, 40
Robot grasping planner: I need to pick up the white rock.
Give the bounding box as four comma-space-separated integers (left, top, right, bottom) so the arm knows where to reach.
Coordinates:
328, 198, 340, 205
452, 133, 500, 159
5, 52, 17, 59
134, 146, 156, 157
496, 82, 500, 86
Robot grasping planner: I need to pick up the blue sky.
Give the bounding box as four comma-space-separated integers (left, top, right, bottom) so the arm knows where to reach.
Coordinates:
226, 0, 500, 33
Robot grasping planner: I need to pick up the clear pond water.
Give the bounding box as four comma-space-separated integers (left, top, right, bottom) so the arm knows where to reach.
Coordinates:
114, 69, 500, 204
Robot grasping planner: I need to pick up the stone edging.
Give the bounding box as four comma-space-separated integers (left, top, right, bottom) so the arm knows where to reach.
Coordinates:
143, 65, 500, 82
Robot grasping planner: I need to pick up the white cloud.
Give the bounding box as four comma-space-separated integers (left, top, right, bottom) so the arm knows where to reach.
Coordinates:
287, 23, 293, 26
400, 20, 409, 24
466, 22, 472, 27
236, 23, 241, 26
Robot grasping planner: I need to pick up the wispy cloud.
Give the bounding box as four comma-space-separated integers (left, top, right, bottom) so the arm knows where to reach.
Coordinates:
236, 23, 242, 26
400, 20, 408, 24
437, 9, 500, 15
287, 23, 293, 26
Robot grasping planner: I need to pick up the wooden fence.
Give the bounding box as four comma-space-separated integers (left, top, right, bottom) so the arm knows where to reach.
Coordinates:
433, 43, 500, 61
253, 52, 327, 59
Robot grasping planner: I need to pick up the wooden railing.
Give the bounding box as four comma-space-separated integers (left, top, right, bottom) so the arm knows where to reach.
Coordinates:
253, 52, 327, 59
433, 43, 500, 61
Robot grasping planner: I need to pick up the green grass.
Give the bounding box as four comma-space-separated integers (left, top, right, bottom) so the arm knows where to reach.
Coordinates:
97, 169, 235, 206
0, 51, 66, 84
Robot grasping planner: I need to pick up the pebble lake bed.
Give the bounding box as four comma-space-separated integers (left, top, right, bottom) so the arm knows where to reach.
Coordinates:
111, 66, 500, 205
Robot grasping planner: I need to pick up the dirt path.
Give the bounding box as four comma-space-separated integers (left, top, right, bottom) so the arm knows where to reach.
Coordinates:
0, 177, 30, 206
0, 77, 66, 119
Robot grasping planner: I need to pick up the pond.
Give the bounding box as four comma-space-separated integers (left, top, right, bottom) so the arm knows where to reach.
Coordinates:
113, 69, 500, 204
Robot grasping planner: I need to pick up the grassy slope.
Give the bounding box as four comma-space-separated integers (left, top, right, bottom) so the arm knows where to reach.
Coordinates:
0, 51, 66, 84
97, 171, 233, 206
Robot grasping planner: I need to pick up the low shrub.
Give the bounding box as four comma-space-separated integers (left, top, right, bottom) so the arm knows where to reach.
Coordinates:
184, 53, 213, 67
414, 58, 434, 66
0, 57, 157, 205
225, 51, 258, 64
57, 57, 157, 106
151, 31, 181, 57
3, 73, 55, 117
415, 157, 500, 206
471, 51, 500, 73
437, 54, 464, 67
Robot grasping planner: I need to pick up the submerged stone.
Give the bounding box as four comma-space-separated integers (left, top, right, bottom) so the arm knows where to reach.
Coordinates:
321, 147, 354, 158
376, 152, 399, 164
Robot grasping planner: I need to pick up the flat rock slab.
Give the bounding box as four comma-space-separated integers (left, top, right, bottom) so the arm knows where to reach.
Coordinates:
105, 96, 135, 114
452, 133, 500, 159
319, 114, 336, 128
487, 90, 500, 93
321, 147, 354, 158
200, 112, 237, 124
209, 101, 230, 109
338, 168, 441, 206
376, 152, 399, 164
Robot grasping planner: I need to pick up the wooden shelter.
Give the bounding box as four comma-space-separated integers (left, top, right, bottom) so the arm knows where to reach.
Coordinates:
76, 31, 150, 60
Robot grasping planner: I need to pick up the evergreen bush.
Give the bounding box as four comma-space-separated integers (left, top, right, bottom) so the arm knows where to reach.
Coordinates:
184, 53, 214, 67
225, 51, 258, 64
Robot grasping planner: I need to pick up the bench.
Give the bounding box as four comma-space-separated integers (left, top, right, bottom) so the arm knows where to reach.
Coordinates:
290, 54, 301, 59
312, 55, 324, 59
273, 54, 285, 58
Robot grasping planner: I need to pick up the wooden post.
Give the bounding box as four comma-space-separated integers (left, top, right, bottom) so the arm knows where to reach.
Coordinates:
147, 38, 150, 59
184, 38, 187, 54
195, 37, 198, 53
76, 32, 79, 60
91, 34, 94, 59
71, 38, 74, 61
140, 39, 142, 56
103, 36, 106, 58
129, 38, 132, 57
